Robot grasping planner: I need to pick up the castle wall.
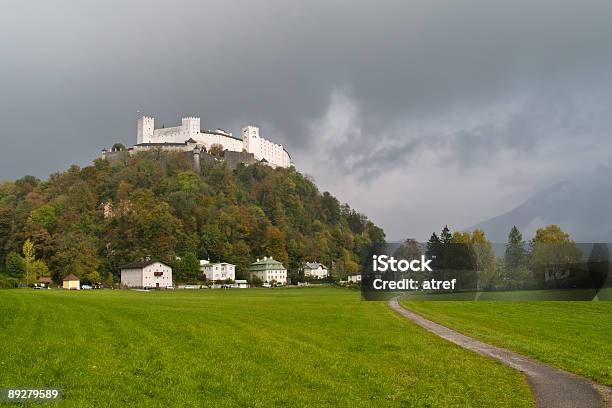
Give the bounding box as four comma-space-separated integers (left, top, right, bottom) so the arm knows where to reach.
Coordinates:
114, 116, 292, 169
199, 132, 244, 152
242, 125, 290, 168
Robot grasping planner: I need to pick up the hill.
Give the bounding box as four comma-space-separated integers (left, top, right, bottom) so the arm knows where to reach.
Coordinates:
471, 172, 612, 242
0, 151, 384, 284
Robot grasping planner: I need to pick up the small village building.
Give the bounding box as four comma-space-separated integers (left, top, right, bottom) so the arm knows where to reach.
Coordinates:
234, 280, 249, 288
303, 262, 328, 279
200, 260, 236, 282
38, 276, 53, 287
120, 261, 173, 289
347, 273, 362, 283
249, 257, 287, 284
62, 274, 80, 290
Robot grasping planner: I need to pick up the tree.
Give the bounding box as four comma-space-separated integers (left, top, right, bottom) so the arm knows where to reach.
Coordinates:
262, 226, 289, 267
505, 226, 527, 271
469, 230, 497, 290
32, 260, 49, 280
84, 271, 101, 284
177, 253, 200, 283
504, 226, 531, 288
104, 272, 114, 288
178, 172, 200, 195
449, 229, 496, 290
393, 239, 421, 261
5, 252, 25, 279
440, 225, 452, 244
50, 232, 101, 283
28, 204, 58, 230
22, 239, 36, 284
587, 243, 609, 293
530, 225, 582, 288
209, 144, 224, 157
321, 192, 341, 224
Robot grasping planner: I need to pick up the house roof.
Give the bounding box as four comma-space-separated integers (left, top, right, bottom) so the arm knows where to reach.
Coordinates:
120, 260, 169, 269
63, 273, 80, 281
305, 262, 327, 269
38, 276, 52, 283
249, 256, 286, 271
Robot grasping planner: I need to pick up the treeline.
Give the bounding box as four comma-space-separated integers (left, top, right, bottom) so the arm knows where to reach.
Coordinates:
0, 151, 385, 287
393, 224, 607, 291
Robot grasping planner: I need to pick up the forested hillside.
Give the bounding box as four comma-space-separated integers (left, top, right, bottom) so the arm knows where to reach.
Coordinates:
0, 151, 384, 285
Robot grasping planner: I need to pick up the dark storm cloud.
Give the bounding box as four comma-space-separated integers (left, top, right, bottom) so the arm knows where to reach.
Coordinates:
1, 0, 612, 238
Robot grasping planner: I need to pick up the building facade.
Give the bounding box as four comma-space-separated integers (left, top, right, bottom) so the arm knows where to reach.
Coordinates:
347, 273, 362, 284
120, 261, 173, 289
249, 256, 287, 284
131, 116, 291, 168
62, 274, 80, 290
303, 262, 328, 279
200, 260, 236, 282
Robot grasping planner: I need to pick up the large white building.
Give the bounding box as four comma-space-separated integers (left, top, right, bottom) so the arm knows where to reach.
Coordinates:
303, 262, 329, 279
120, 261, 173, 289
249, 257, 287, 285
200, 260, 236, 282
136, 116, 292, 168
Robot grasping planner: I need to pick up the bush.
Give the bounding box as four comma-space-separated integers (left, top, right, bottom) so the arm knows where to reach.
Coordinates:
0, 274, 19, 288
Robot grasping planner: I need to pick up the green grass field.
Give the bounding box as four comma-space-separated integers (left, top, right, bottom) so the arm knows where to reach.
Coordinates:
400, 298, 612, 386
0, 288, 532, 407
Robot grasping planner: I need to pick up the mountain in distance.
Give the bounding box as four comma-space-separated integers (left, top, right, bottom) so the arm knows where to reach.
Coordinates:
471, 170, 612, 243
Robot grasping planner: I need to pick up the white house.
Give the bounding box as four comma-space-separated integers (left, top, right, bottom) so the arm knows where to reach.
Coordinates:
234, 280, 249, 288
347, 273, 362, 284
120, 261, 173, 289
62, 274, 80, 290
200, 260, 236, 282
303, 262, 328, 279
249, 256, 287, 284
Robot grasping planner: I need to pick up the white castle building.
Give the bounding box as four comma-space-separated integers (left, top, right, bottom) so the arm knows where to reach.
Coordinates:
134, 116, 292, 168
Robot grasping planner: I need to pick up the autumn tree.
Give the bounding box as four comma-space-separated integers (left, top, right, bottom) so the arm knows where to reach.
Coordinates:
209, 144, 224, 157
50, 232, 101, 283
530, 225, 582, 288
0, 151, 384, 284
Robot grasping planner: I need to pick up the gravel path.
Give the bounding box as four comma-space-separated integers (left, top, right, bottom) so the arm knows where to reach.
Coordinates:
389, 298, 611, 408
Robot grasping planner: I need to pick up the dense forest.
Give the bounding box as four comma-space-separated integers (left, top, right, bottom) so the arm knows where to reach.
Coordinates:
0, 151, 385, 286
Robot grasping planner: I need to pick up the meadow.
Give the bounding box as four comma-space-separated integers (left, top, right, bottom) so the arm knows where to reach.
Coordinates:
401, 297, 612, 386
0, 288, 532, 407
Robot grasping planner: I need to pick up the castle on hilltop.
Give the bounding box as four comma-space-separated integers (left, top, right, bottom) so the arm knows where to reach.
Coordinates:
102, 116, 292, 169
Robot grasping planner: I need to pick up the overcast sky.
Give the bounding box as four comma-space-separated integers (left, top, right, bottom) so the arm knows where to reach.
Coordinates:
1, 0, 612, 240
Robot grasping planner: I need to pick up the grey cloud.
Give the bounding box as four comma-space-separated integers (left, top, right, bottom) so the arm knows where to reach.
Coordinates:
1, 0, 612, 238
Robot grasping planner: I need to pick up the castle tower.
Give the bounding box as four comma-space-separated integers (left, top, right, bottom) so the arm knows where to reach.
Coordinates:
137, 116, 154, 144
242, 125, 260, 155
192, 147, 201, 174
182, 117, 200, 138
